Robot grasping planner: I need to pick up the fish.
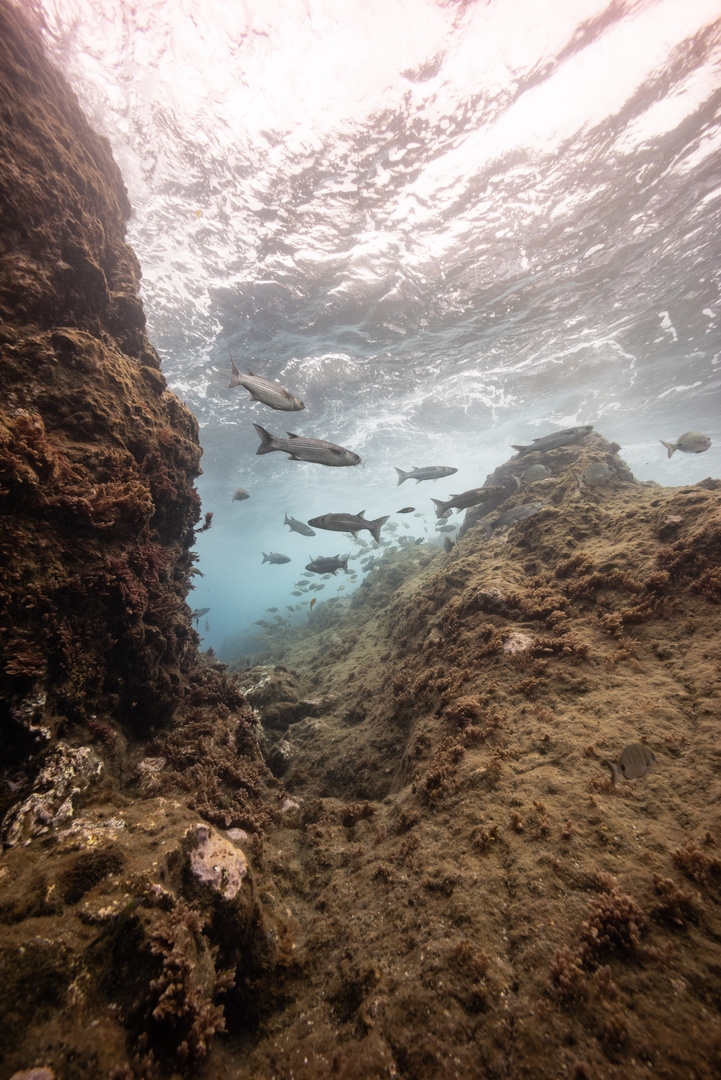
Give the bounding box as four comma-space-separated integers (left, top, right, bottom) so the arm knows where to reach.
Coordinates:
436, 524, 458, 533
254, 423, 361, 467
232, 487, 250, 502
660, 431, 711, 457
607, 743, 657, 786
192, 607, 210, 619
443, 536, 454, 553
291, 590, 303, 596
284, 512, 316, 536
480, 501, 544, 536
229, 353, 304, 411
431, 486, 504, 518
521, 465, 551, 484
576, 462, 614, 488
305, 555, 350, 575
266, 607, 279, 612
511, 425, 594, 455
307, 510, 390, 543
262, 552, 291, 564
395, 465, 458, 485
397, 507, 415, 513
310, 598, 316, 610
415, 537, 424, 545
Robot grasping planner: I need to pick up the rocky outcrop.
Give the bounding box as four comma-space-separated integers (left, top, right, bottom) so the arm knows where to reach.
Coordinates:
0, 0, 204, 742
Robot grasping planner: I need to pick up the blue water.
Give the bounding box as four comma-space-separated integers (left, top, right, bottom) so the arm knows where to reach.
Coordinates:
35, 0, 721, 655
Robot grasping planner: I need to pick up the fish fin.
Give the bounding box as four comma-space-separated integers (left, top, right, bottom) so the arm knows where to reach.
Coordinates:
395, 468, 407, 485
510, 444, 526, 452
248, 369, 255, 376
370, 516, 390, 543
262, 552, 269, 563
286, 432, 300, 438
254, 424, 276, 455
357, 510, 366, 518
248, 391, 261, 402
607, 761, 621, 787
660, 440, 676, 458
431, 498, 447, 517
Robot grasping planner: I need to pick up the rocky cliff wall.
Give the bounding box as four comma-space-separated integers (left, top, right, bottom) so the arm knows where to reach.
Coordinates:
0, 0, 205, 741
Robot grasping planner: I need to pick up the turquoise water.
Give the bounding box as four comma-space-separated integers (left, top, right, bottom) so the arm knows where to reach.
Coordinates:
36, 0, 721, 653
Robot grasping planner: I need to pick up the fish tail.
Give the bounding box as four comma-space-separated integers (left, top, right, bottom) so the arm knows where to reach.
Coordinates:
431, 498, 448, 517
262, 552, 269, 563
510, 444, 526, 453
370, 516, 390, 543
254, 423, 276, 455
660, 440, 676, 458
395, 468, 408, 485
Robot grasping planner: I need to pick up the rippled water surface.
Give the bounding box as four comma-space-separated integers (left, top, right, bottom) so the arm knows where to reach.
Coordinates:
33, 0, 721, 652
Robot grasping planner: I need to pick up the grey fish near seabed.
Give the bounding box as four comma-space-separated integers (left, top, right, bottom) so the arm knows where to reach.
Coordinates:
660, 431, 711, 458
607, 743, 656, 786
431, 486, 504, 518
511, 425, 594, 455
229, 354, 304, 411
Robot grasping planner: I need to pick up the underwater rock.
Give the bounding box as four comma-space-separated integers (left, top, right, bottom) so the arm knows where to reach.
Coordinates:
184, 822, 250, 902
2, 743, 103, 847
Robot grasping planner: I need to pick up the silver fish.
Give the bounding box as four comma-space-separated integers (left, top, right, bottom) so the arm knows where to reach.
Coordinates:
521, 465, 551, 484
443, 536, 454, 553
254, 424, 361, 467
511, 425, 594, 455
284, 512, 316, 536
229, 354, 304, 411
431, 486, 503, 517
192, 607, 210, 619
577, 462, 614, 487
262, 552, 291, 564
397, 507, 415, 513
436, 524, 458, 533
660, 431, 711, 458
608, 743, 657, 786
480, 502, 544, 536
395, 465, 458, 485
307, 510, 389, 543
305, 555, 349, 575
232, 487, 250, 502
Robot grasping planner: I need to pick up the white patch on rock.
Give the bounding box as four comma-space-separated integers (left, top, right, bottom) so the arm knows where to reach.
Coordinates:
188, 823, 248, 899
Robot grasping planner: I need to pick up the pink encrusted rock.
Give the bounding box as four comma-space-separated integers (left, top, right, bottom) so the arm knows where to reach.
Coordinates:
186, 823, 248, 900
9, 1070, 55, 1080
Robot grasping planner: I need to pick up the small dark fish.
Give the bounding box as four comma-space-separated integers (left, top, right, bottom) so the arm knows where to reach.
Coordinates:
284, 512, 316, 536
397, 507, 415, 514
443, 536, 454, 553
262, 552, 291, 564
511, 425, 594, 455
308, 510, 389, 543
414, 537, 424, 545
291, 590, 303, 596
395, 465, 458, 485
229, 353, 304, 411
266, 607, 279, 612
232, 487, 250, 502
660, 431, 711, 457
607, 743, 657, 786
431, 487, 503, 517
254, 424, 361, 467
305, 554, 349, 575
